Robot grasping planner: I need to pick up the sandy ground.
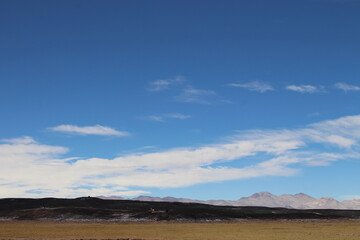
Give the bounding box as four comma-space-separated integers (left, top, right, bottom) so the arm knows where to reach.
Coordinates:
1, 220, 360, 240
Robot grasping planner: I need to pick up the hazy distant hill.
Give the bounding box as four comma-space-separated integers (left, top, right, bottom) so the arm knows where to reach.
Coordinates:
99, 192, 360, 210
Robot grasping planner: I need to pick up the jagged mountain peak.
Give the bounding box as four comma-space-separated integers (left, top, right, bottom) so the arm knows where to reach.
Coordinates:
250, 192, 274, 198
294, 192, 311, 197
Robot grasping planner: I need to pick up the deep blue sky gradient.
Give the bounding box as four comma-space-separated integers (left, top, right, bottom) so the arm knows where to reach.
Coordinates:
1, 0, 360, 199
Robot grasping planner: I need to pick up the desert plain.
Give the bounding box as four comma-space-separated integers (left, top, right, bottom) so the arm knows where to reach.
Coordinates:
1, 220, 360, 240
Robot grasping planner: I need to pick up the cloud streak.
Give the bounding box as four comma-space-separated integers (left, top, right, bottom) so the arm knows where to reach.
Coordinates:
286, 85, 321, 93
228, 81, 274, 93
175, 86, 217, 104
141, 113, 191, 122
334, 82, 360, 92
2, 115, 360, 198
148, 76, 185, 92
49, 125, 129, 136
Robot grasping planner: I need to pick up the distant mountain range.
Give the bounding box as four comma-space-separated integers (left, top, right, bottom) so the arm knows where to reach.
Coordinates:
98, 192, 360, 210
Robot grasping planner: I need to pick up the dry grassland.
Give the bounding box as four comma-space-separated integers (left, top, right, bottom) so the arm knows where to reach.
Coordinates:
1, 221, 360, 240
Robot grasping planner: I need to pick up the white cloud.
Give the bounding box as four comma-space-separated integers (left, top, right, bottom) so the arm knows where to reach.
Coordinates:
2, 115, 360, 198
325, 135, 355, 148
49, 125, 129, 136
2, 136, 36, 144
228, 81, 274, 93
334, 82, 360, 92
148, 76, 185, 92
0, 136, 68, 160
175, 86, 216, 104
285, 85, 320, 93
141, 113, 191, 122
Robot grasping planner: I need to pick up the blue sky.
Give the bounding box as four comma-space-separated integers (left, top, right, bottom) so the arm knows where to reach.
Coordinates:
1, 0, 360, 200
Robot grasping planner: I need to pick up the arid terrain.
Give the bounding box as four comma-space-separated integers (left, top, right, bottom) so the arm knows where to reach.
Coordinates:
1, 198, 360, 239
1, 221, 360, 240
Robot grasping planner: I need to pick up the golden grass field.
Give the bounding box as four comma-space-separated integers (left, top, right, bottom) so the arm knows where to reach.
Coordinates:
1, 221, 360, 240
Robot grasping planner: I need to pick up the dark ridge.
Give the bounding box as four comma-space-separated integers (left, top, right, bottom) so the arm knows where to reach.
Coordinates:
1, 197, 360, 221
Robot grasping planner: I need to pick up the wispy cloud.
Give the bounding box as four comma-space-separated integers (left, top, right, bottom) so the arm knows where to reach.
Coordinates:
175, 86, 217, 104
165, 113, 191, 119
141, 113, 191, 122
334, 82, 360, 92
2, 136, 36, 144
148, 77, 229, 104
2, 115, 360, 197
49, 125, 129, 136
142, 116, 164, 122
228, 81, 274, 93
148, 76, 185, 92
286, 85, 321, 93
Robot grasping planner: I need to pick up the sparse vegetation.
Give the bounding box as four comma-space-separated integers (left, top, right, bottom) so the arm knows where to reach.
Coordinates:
1, 221, 360, 240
